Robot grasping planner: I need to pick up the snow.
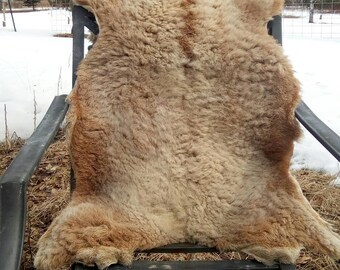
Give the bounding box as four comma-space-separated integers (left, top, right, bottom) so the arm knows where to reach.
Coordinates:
0, 10, 73, 138
281, 10, 340, 176
283, 38, 340, 175
283, 8, 340, 39
0, 9, 339, 177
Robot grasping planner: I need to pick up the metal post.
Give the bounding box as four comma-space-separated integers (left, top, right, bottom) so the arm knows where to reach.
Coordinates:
71, 6, 86, 192
309, 0, 315, 23
7, 0, 16, 32
269, 15, 282, 46
72, 6, 85, 87
2, 1, 5, 27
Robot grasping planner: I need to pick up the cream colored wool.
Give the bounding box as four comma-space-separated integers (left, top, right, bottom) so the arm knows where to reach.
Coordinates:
34, 0, 340, 269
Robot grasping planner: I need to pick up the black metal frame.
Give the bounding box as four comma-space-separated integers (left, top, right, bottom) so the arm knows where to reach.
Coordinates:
74, 260, 295, 270
296, 102, 340, 161
75, 243, 298, 269
72, 6, 99, 86
267, 16, 282, 45
0, 95, 68, 270
72, 243, 295, 270
0, 6, 339, 270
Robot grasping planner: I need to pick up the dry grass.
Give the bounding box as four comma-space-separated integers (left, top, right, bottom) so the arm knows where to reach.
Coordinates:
0, 136, 25, 172
0, 132, 339, 270
282, 15, 303, 19
292, 170, 340, 270
53, 33, 73, 38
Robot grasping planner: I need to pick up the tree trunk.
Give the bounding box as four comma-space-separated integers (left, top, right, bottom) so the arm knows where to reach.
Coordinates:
2, 1, 6, 27
309, 1, 314, 23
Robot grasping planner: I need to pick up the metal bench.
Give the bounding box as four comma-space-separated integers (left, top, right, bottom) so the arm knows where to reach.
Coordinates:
1, 5, 339, 270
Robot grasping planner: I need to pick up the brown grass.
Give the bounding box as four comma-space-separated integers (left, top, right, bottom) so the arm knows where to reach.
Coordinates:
53, 33, 73, 38
0, 131, 339, 270
282, 15, 303, 19
0, 136, 25, 172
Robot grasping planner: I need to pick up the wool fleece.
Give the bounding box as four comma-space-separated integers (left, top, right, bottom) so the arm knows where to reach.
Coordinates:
34, 0, 340, 269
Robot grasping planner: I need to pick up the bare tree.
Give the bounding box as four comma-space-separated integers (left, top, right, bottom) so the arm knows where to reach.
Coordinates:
309, 0, 315, 23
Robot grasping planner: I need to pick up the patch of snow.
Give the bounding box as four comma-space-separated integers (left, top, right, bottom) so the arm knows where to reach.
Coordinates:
0, 10, 72, 139
283, 38, 340, 175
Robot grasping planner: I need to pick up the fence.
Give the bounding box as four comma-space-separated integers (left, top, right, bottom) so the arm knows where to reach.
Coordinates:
50, 0, 72, 35
283, 1, 340, 39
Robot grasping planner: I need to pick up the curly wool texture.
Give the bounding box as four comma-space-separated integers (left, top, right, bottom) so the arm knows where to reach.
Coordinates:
35, 0, 340, 269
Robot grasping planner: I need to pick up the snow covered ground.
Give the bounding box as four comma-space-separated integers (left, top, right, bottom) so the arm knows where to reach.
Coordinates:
284, 38, 340, 176
281, 9, 340, 177
0, 10, 73, 138
283, 8, 340, 39
0, 9, 339, 177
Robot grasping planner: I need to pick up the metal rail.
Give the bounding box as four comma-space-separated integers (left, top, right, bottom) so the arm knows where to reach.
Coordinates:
296, 101, 340, 161
0, 95, 68, 270
72, 5, 99, 86
74, 260, 295, 270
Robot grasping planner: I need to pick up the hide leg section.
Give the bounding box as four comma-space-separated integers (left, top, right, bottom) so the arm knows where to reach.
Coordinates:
34, 201, 159, 270
266, 181, 340, 262
240, 204, 340, 265
292, 198, 340, 260
216, 213, 303, 264
240, 246, 301, 265
216, 182, 340, 265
